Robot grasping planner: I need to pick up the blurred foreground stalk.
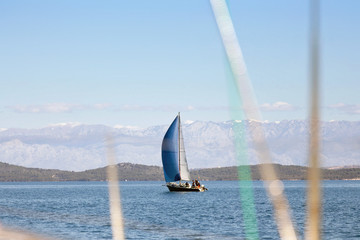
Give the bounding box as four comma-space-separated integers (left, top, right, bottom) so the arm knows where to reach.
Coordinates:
106, 135, 125, 240
306, 0, 322, 239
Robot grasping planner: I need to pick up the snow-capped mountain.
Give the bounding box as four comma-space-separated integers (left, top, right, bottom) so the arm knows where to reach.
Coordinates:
0, 120, 359, 171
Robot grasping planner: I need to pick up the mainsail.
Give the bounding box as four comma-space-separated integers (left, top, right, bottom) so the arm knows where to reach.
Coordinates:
178, 116, 191, 181
161, 114, 191, 183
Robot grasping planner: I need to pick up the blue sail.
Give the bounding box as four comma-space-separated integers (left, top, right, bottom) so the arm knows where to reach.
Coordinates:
161, 116, 181, 182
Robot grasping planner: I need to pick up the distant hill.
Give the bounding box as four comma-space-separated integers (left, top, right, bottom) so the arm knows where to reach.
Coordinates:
193, 164, 360, 181
0, 162, 359, 182
0, 162, 164, 182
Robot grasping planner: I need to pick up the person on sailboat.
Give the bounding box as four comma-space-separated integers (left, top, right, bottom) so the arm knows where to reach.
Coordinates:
195, 179, 201, 188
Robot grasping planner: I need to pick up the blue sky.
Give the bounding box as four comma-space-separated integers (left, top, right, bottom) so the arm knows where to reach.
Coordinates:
0, 0, 359, 129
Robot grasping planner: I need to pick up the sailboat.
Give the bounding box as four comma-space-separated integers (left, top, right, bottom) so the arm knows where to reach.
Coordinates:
161, 113, 207, 192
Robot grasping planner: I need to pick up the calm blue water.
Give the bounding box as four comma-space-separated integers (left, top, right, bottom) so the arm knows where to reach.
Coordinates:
0, 181, 359, 239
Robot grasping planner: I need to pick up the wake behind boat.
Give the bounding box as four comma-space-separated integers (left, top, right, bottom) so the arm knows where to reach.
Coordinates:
161, 113, 207, 192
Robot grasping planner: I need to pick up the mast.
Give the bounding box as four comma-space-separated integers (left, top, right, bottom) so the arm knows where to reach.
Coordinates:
178, 112, 181, 183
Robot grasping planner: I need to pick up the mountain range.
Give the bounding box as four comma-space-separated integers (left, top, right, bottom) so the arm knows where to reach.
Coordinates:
0, 120, 359, 171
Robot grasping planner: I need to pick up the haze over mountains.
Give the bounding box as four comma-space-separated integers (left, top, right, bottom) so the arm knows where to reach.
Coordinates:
0, 120, 359, 171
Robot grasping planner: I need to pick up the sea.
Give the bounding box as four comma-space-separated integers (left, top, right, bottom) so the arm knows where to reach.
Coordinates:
0, 180, 359, 240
